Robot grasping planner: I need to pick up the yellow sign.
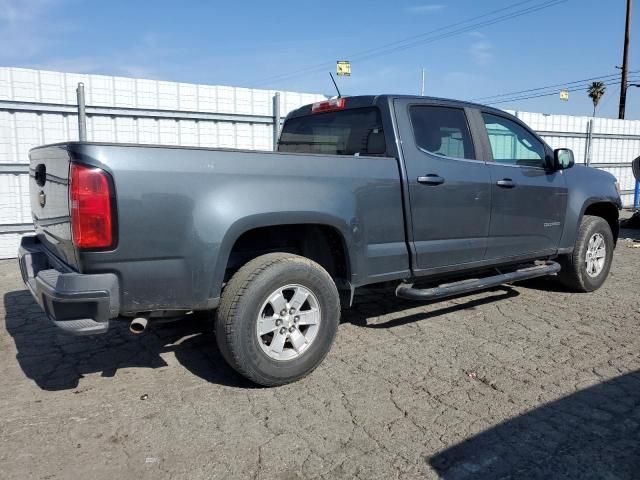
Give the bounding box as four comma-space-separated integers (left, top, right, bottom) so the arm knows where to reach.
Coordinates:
337, 61, 351, 76
559, 90, 569, 101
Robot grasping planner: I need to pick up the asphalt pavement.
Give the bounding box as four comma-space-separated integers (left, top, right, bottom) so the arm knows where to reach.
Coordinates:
1, 226, 639, 479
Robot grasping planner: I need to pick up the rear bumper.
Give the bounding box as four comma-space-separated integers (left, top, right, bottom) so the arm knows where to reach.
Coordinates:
18, 236, 119, 335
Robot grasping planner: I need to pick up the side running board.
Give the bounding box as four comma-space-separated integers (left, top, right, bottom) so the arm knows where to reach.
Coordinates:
395, 261, 561, 302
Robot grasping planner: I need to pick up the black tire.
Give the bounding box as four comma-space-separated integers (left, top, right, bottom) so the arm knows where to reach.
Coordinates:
215, 253, 340, 386
557, 215, 614, 292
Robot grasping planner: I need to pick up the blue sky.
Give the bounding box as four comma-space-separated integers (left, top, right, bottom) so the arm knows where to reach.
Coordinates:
1, 0, 638, 118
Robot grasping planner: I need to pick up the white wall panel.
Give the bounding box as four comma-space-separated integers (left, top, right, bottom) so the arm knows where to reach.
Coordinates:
90, 115, 116, 142
0, 68, 11, 100
217, 86, 235, 114
114, 77, 136, 107
114, 117, 137, 143
198, 121, 218, 147
158, 119, 179, 145
39, 70, 66, 104
218, 122, 235, 148
15, 112, 42, 160
136, 117, 159, 144
197, 85, 217, 112
0, 111, 17, 162
0, 233, 29, 259
0, 174, 30, 224
42, 113, 69, 144
158, 81, 179, 110
620, 193, 635, 209
179, 120, 199, 147
178, 83, 198, 111
136, 79, 159, 109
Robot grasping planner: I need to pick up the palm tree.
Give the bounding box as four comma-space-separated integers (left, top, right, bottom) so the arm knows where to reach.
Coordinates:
587, 81, 606, 117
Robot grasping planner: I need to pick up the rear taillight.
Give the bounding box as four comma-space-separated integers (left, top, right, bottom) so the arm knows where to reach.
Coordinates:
311, 98, 346, 113
70, 163, 114, 249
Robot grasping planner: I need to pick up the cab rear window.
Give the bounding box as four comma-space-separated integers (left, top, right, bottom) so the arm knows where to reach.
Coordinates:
278, 107, 386, 156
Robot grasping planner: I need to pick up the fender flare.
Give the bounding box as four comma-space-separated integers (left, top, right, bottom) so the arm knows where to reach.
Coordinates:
208, 212, 355, 301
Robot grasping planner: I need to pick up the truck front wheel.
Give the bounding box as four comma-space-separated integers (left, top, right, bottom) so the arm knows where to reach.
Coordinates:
215, 253, 341, 386
557, 215, 614, 292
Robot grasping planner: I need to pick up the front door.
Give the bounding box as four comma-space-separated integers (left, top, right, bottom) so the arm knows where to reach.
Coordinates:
394, 100, 492, 272
479, 111, 568, 259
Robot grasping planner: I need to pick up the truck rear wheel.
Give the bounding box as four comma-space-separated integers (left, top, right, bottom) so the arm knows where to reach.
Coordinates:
215, 253, 340, 386
557, 215, 614, 292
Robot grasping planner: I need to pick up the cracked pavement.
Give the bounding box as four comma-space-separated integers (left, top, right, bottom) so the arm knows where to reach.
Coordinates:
1, 225, 639, 479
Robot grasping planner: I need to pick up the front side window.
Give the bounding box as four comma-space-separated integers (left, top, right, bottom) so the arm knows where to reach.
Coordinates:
278, 107, 386, 156
482, 113, 546, 168
409, 105, 475, 160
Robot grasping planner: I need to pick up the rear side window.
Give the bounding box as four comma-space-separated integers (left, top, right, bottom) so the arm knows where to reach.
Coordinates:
278, 107, 386, 156
410, 106, 475, 160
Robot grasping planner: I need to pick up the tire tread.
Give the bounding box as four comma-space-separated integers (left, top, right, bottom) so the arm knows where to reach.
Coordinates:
215, 253, 338, 386
557, 215, 613, 292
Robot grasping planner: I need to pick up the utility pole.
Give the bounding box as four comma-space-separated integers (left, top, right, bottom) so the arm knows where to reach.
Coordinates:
619, 0, 633, 119
420, 69, 425, 96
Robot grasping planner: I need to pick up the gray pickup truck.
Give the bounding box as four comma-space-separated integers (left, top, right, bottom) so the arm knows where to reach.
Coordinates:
19, 95, 622, 386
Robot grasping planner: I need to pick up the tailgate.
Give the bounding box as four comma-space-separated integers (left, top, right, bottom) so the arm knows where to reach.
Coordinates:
28, 145, 78, 269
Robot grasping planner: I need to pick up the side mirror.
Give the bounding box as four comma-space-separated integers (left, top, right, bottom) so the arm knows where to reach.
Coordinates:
554, 148, 574, 170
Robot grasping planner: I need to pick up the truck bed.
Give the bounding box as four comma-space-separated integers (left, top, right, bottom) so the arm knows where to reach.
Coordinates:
28, 142, 410, 314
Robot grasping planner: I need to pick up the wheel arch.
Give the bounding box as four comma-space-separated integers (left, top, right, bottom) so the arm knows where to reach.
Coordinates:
582, 201, 620, 245
559, 196, 620, 253
210, 212, 355, 301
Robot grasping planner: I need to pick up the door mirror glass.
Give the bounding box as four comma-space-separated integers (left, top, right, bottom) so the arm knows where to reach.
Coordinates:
554, 148, 575, 170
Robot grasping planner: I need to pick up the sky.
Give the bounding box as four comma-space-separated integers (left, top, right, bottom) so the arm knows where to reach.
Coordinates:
1, 0, 638, 119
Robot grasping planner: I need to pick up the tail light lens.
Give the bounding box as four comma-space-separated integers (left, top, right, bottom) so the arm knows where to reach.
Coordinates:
311, 98, 346, 113
70, 163, 114, 249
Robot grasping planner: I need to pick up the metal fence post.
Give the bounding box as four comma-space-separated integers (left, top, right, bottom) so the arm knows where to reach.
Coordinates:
584, 118, 593, 165
272, 92, 281, 151
76, 82, 87, 141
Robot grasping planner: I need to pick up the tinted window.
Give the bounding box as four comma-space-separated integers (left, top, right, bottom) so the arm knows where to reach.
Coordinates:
278, 107, 386, 156
409, 106, 475, 160
482, 113, 545, 167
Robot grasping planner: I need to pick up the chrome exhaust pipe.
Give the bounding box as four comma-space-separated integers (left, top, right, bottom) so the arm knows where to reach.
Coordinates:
129, 317, 148, 334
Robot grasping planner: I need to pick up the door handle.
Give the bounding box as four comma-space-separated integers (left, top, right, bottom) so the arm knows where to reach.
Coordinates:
496, 178, 515, 188
417, 174, 445, 185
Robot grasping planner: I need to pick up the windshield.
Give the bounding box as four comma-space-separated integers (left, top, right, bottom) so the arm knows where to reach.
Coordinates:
278, 107, 386, 156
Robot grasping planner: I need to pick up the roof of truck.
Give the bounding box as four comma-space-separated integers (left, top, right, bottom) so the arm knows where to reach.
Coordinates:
285, 94, 506, 120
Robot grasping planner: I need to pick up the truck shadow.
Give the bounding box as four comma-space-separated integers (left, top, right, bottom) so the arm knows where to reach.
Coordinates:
427, 369, 640, 479
344, 286, 520, 329
3, 289, 253, 391
5, 285, 519, 391
620, 226, 640, 241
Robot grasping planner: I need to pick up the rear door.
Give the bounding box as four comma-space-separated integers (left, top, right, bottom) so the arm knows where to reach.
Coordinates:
477, 111, 567, 259
394, 99, 491, 272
